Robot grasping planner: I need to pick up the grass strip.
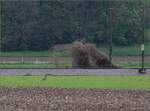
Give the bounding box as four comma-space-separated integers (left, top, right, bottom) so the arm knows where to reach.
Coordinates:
0, 75, 149, 90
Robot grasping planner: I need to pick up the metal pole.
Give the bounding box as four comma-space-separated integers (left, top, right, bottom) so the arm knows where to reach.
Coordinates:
0, 1, 2, 54
108, 4, 113, 68
139, 3, 146, 73
141, 6, 145, 69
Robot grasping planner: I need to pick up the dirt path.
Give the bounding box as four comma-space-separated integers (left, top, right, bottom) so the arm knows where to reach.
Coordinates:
0, 56, 150, 62
0, 87, 149, 111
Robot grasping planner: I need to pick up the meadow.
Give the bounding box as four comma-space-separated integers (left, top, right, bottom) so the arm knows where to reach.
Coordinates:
0, 43, 150, 57
0, 75, 149, 90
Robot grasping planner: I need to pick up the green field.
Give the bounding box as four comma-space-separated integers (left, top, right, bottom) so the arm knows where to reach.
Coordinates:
0, 62, 149, 68
0, 50, 71, 57
0, 61, 71, 68
0, 76, 149, 90
99, 44, 150, 56
0, 43, 149, 57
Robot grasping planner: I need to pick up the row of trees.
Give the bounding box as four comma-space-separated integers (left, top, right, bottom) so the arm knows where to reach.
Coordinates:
1, 1, 150, 51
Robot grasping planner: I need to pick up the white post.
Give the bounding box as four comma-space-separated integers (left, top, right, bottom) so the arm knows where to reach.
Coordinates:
21, 56, 24, 63
35, 57, 38, 64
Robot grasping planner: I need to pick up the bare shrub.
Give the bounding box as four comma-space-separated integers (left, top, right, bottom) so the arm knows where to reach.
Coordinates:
72, 41, 119, 68
72, 41, 90, 68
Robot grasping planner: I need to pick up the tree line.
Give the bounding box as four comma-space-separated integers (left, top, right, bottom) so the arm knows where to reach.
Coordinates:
1, 0, 150, 51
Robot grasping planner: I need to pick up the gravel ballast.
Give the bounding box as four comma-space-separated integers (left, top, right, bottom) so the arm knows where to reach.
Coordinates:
0, 69, 150, 76
0, 87, 149, 111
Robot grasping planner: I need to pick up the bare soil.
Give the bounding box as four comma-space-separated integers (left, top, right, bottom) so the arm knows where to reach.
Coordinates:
0, 87, 149, 111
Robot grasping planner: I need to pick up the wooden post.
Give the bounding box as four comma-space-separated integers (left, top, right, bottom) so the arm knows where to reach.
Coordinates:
108, 2, 113, 68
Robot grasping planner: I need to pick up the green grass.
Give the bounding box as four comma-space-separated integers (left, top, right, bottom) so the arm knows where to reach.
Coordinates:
0, 43, 149, 56
0, 63, 56, 68
0, 62, 149, 68
0, 50, 71, 57
98, 43, 150, 56
115, 62, 150, 68
0, 76, 149, 89
0, 62, 71, 68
